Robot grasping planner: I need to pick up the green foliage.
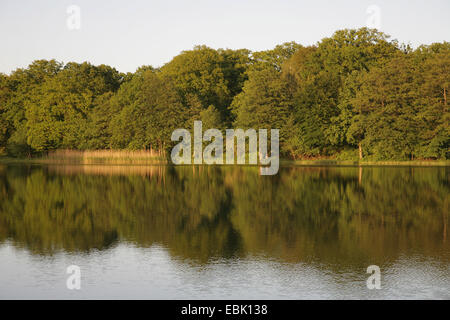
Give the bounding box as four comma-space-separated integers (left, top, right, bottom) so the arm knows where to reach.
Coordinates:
110, 70, 187, 151
231, 67, 294, 138
230, 43, 300, 156
0, 30, 448, 160
25, 62, 123, 151
200, 105, 222, 130
160, 46, 249, 124
291, 28, 399, 157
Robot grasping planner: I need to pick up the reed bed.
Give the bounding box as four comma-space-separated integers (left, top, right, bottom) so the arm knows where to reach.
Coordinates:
43, 149, 167, 164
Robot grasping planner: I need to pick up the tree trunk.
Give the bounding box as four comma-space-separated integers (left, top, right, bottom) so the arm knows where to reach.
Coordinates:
444, 87, 447, 107
358, 142, 363, 160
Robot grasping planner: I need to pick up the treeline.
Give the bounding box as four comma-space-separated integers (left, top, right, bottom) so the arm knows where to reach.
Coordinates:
0, 28, 448, 160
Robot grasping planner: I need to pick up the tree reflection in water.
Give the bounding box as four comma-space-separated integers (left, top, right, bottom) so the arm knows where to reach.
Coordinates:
0, 165, 448, 269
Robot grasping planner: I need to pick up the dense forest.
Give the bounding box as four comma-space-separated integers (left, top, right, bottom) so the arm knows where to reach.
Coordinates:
0, 28, 448, 160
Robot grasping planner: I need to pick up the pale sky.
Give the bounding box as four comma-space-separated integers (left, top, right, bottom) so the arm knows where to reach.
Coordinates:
1, 0, 449, 74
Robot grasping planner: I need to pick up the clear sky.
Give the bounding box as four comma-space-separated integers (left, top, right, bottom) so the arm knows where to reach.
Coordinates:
1, 0, 449, 74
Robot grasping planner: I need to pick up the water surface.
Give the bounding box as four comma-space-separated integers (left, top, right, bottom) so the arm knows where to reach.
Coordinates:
0, 164, 448, 299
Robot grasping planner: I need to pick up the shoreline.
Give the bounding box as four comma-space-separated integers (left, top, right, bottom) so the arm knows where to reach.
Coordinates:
1, 156, 449, 167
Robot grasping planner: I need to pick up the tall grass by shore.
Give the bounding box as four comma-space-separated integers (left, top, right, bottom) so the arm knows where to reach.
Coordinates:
42, 149, 167, 164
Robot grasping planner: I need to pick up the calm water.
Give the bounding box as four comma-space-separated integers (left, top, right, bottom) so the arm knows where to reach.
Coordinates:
0, 164, 448, 299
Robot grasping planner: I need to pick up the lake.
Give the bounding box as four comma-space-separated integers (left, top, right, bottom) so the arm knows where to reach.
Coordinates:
0, 164, 448, 299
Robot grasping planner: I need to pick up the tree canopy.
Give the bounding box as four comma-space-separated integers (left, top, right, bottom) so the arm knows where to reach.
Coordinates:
0, 28, 448, 160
